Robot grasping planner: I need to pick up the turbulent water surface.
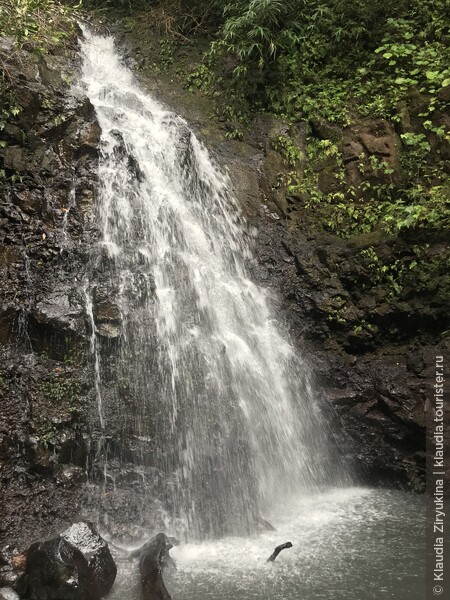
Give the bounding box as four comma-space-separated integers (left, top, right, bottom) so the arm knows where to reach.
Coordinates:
108, 488, 425, 600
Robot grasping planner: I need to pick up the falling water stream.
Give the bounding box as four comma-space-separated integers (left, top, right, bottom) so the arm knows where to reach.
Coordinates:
79, 30, 425, 598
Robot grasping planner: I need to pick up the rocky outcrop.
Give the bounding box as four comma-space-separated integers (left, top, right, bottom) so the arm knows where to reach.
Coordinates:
247, 114, 448, 489
23, 522, 116, 600
0, 40, 99, 548
246, 111, 448, 489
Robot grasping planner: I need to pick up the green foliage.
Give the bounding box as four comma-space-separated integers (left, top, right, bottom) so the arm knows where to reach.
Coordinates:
358, 243, 450, 303
122, 0, 226, 36
274, 135, 303, 167
286, 137, 344, 206
35, 372, 82, 446
35, 420, 57, 447
0, 1, 81, 178
84, 0, 135, 9
360, 246, 406, 295
146, 37, 179, 73
213, 0, 291, 75
185, 63, 220, 95
186, 0, 448, 128
313, 180, 450, 238
64, 346, 86, 366
323, 295, 348, 325
40, 374, 81, 407
356, 11, 450, 120
0, 91, 22, 169
286, 125, 450, 241
400, 132, 431, 152
0, 0, 79, 51
0, 94, 21, 129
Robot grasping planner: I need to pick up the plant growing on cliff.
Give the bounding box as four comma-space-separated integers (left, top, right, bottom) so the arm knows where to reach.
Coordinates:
357, 11, 450, 121
40, 373, 82, 408
360, 247, 406, 296
176, 0, 446, 130
0, 0, 79, 52
274, 135, 303, 167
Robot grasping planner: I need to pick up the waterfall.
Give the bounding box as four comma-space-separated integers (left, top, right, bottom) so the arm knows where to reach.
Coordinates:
79, 30, 340, 540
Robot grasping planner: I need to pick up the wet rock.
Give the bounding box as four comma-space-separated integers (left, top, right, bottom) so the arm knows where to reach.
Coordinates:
0, 314, 15, 344
0, 434, 9, 461
30, 445, 54, 474
95, 322, 121, 338
93, 299, 121, 322
24, 522, 117, 600
3, 124, 26, 145
0, 587, 20, 600
438, 84, 450, 104
10, 557, 25, 571
136, 533, 179, 600
34, 291, 84, 333
0, 548, 26, 596
0, 37, 14, 52
252, 115, 306, 216
311, 118, 343, 142
15, 88, 41, 127
11, 190, 38, 215
0, 572, 22, 594
3, 147, 27, 173
37, 57, 64, 89
76, 122, 102, 158
344, 119, 400, 189
91, 287, 125, 338
59, 436, 88, 468
75, 98, 97, 122
0, 28, 101, 553
58, 465, 87, 485
343, 140, 365, 163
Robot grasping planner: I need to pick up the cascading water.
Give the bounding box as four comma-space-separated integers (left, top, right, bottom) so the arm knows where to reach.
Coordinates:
79, 30, 343, 540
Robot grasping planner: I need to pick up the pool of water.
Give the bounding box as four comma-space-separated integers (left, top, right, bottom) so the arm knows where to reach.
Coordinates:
107, 487, 425, 600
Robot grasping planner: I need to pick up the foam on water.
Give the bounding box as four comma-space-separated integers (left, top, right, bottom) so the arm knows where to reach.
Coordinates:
107, 487, 425, 600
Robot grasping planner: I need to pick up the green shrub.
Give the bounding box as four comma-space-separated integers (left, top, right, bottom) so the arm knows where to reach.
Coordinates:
0, 0, 78, 51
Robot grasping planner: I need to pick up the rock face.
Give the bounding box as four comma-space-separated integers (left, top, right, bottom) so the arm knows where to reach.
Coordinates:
0, 39, 99, 548
23, 522, 116, 600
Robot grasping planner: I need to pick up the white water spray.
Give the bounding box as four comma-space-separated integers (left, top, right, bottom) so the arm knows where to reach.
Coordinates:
79, 30, 341, 539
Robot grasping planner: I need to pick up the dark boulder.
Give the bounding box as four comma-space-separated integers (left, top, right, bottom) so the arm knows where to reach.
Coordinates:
136, 533, 179, 600
24, 522, 116, 600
